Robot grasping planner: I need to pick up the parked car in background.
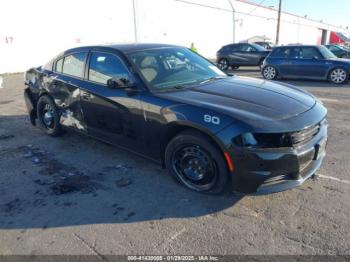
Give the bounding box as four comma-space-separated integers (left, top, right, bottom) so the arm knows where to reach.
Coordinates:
262, 45, 350, 84
216, 43, 270, 70
324, 44, 350, 58
254, 41, 275, 50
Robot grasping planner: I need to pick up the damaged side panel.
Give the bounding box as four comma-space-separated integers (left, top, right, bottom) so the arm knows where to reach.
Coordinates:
47, 74, 87, 132
24, 67, 87, 132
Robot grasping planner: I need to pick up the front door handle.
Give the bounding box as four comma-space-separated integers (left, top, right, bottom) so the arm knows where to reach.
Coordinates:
81, 92, 92, 101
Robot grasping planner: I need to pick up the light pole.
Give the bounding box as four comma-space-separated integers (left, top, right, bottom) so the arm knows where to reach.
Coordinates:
132, 0, 138, 42
275, 0, 282, 44
228, 0, 236, 43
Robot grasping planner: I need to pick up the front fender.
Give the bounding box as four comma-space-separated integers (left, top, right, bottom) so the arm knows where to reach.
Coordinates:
161, 103, 234, 134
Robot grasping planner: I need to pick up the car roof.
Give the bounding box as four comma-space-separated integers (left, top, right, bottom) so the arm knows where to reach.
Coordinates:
63, 43, 182, 55
222, 43, 252, 48
278, 45, 321, 48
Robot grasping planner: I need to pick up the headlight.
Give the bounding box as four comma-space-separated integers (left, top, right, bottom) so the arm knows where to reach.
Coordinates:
232, 132, 292, 148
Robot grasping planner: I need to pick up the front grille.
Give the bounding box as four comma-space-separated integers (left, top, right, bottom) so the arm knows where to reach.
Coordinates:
264, 171, 292, 184
291, 123, 321, 146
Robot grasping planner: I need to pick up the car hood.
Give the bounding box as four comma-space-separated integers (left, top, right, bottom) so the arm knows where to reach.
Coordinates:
157, 76, 316, 123
328, 57, 350, 63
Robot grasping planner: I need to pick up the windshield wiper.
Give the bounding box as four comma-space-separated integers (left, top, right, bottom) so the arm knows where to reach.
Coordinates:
199, 76, 227, 85
164, 77, 227, 90
171, 81, 199, 90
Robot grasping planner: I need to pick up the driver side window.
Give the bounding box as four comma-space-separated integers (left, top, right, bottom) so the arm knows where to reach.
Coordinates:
240, 44, 256, 52
88, 52, 131, 85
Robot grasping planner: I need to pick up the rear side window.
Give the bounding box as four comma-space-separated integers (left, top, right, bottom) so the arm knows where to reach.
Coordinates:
55, 58, 63, 73
62, 52, 87, 78
88, 52, 130, 85
270, 47, 291, 58
230, 45, 239, 52
221, 45, 233, 52
291, 47, 321, 59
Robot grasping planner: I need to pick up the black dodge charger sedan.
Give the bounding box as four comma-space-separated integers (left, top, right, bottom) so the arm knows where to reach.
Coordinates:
24, 44, 328, 194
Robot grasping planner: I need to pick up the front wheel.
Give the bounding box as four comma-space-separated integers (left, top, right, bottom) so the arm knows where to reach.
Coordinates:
262, 66, 278, 80
36, 95, 63, 136
328, 68, 348, 84
165, 130, 229, 194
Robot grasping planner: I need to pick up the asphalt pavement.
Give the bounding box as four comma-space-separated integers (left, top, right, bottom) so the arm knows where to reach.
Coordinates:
0, 70, 349, 256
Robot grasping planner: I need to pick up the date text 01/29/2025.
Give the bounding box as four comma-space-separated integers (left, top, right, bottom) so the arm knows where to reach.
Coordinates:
127, 255, 219, 261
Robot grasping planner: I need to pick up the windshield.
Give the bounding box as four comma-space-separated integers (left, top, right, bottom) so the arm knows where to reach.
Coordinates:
336, 45, 348, 51
318, 46, 337, 59
127, 47, 227, 90
251, 43, 268, 51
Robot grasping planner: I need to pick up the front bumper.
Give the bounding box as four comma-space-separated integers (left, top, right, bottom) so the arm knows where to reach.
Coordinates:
228, 120, 328, 194
255, 153, 324, 194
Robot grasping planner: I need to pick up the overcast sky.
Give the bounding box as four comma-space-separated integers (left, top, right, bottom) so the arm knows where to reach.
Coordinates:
247, 0, 349, 28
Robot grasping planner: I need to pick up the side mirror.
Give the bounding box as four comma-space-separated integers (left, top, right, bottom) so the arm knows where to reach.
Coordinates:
107, 77, 133, 89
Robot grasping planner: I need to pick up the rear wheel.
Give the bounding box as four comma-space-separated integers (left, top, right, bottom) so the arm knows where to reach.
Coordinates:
262, 66, 278, 80
36, 95, 63, 136
218, 58, 229, 71
165, 130, 229, 194
329, 68, 348, 84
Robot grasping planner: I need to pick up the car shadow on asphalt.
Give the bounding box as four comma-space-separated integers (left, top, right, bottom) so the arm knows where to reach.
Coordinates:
0, 115, 242, 229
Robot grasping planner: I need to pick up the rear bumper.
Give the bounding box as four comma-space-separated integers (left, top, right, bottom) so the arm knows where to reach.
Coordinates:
24, 88, 36, 125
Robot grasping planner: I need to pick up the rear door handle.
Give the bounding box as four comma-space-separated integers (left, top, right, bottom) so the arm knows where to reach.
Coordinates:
81, 91, 92, 101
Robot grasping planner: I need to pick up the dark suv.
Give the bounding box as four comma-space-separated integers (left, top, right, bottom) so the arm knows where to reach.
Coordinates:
216, 43, 270, 70
262, 45, 350, 84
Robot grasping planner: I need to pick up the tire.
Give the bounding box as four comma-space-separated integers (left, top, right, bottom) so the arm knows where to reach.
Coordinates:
262, 66, 278, 80
328, 68, 348, 84
36, 95, 63, 136
218, 58, 230, 71
165, 130, 229, 194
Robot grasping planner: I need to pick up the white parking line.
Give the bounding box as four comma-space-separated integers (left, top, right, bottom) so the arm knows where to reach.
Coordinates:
319, 98, 339, 103
318, 174, 350, 184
